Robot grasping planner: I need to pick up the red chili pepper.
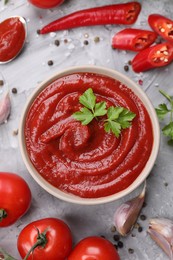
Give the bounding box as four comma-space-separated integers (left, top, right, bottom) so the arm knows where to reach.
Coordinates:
112, 28, 157, 52
132, 42, 173, 73
40, 2, 141, 34
148, 14, 173, 43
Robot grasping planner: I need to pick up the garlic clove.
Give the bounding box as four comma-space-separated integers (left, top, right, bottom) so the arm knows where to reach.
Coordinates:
113, 182, 146, 236
0, 92, 11, 124
148, 218, 173, 259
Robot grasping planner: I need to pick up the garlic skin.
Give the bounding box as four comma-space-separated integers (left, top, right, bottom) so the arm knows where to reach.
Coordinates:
0, 93, 11, 124
148, 218, 173, 259
113, 182, 146, 236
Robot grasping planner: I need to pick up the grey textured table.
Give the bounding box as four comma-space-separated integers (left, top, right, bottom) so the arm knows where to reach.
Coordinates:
0, 0, 173, 259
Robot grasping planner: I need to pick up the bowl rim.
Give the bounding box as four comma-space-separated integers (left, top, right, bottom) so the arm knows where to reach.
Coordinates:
18, 65, 160, 205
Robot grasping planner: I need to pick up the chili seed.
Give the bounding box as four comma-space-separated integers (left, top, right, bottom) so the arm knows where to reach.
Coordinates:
134, 223, 140, 229
84, 33, 89, 38
117, 241, 123, 248
48, 60, 53, 66
138, 79, 143, 86
128, 248, 134, 254
138, 226, 143, 232
12, 88, 17, 94
124, 65, 129, 72
54, 39, 60, 46
113, 234, 120, 242
0, 80, 4, 86
160, 28, 165, 33
83, 40, 89, 45
94, 36, 100, 43
140, 214, 147, 221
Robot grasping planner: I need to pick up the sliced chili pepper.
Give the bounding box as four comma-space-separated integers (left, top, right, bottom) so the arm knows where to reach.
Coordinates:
132, 42, 173, 73
148, 14, 173, 43
40, 2, 141, 34
112, 28, 157, 52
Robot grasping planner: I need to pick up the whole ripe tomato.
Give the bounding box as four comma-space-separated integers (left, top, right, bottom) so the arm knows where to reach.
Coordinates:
68, 236, 120, 260
28, 0, 64, 9
17, 218, 73, 260
0, 172, 31, 227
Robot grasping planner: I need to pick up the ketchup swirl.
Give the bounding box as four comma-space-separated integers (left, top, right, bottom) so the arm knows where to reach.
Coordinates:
25, 73, 153, 198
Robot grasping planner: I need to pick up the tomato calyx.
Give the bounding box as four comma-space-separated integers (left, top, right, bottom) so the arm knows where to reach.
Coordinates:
23, 227, 49, 260
0, 209, 7, 222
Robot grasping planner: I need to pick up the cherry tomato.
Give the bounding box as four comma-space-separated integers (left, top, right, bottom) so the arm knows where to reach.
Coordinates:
0, 172, 31, 227
112, 28, 157, 52
68, 236, 120, 260
132, 42, 173, 73
17, 218, 73, 260
148, 14, 173, 43
28, 0, 64, 9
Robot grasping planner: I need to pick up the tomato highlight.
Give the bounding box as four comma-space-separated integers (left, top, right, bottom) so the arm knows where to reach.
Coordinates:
28, 0, 64, 9
112, 28, 157, 52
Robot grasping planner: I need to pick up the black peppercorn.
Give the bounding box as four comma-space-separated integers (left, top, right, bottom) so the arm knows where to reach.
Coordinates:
140, 214, 147, 221
0, 80, 4, 86
54, 39, 60, 46
128, 248, 134, 254
83, 40, 89, 45
124, 65, 129, 72
12, 88, 17, 94
138, 226, 143, 232
117, 241, 123, 248
113, 234, 120, 242
48, 60, 54, 66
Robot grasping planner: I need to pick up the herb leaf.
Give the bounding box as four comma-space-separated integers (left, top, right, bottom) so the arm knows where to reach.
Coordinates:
79, 88, 96, 111
104, 106, 136, 137
73, 107, 94, 125
4, 0, 9, 4
73, 88, 136, 138
94, 102, 107, 117
156, 89, 173, 145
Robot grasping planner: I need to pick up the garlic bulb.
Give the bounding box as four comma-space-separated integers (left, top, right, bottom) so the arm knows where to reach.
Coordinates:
0, 93, 11, 124
148, 218, 173, 259
113, 182, 146, 236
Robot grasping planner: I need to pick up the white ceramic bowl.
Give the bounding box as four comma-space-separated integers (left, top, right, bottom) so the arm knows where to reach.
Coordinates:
19, 66, 160, 205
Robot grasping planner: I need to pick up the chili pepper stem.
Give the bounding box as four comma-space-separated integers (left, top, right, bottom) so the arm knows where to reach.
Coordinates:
0, 209, 7, 222
23, 228, 48, 260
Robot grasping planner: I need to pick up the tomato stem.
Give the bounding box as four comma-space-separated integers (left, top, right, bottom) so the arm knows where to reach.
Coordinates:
0, 209, 7, 222
23, 227, 48, 260
0, 247, 17, 260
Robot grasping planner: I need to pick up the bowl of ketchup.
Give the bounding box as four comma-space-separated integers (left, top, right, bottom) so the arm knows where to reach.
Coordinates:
19, 66, 160, 205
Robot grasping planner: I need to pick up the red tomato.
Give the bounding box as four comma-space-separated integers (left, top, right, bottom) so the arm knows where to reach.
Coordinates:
17, 218, 73, 260
0, 172, 31, 227
68, 236, 120, 260
148, 14, 173, 43
28, 0, 64, 9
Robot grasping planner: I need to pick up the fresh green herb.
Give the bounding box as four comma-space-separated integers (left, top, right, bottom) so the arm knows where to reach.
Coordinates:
156, 89, 173, 145
73, 88, 136, 137
73, 88, 107, 125
104, 106, 136, 137
4, 0, 9, 4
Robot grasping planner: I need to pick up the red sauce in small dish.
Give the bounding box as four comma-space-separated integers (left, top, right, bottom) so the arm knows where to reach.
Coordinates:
0, 17, 25, 62
25, 73, 153, 198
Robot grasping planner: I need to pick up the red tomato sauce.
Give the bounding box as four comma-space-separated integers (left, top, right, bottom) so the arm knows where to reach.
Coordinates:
0, 17, 25, 62
25, 73, 153, 198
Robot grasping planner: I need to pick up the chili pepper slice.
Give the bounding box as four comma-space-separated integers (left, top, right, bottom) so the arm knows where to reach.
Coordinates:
148, 14, 173, 43
40, 2, 141, 34
112, 28, 157, 52
132, 42, 173, 73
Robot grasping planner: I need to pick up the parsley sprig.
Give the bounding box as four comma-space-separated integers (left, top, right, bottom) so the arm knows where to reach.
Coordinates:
156, 89, 173, 145
73, 88, 136, 138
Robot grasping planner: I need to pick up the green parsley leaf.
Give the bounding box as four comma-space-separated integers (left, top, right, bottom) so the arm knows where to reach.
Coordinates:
73, 88, 136, 138
156, 104, 170, 120
79, 88, 96, 111
73, 107, 94, 125
94, 102, 107, 117
104, 106, 136, 136
156, 89, 173, 145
